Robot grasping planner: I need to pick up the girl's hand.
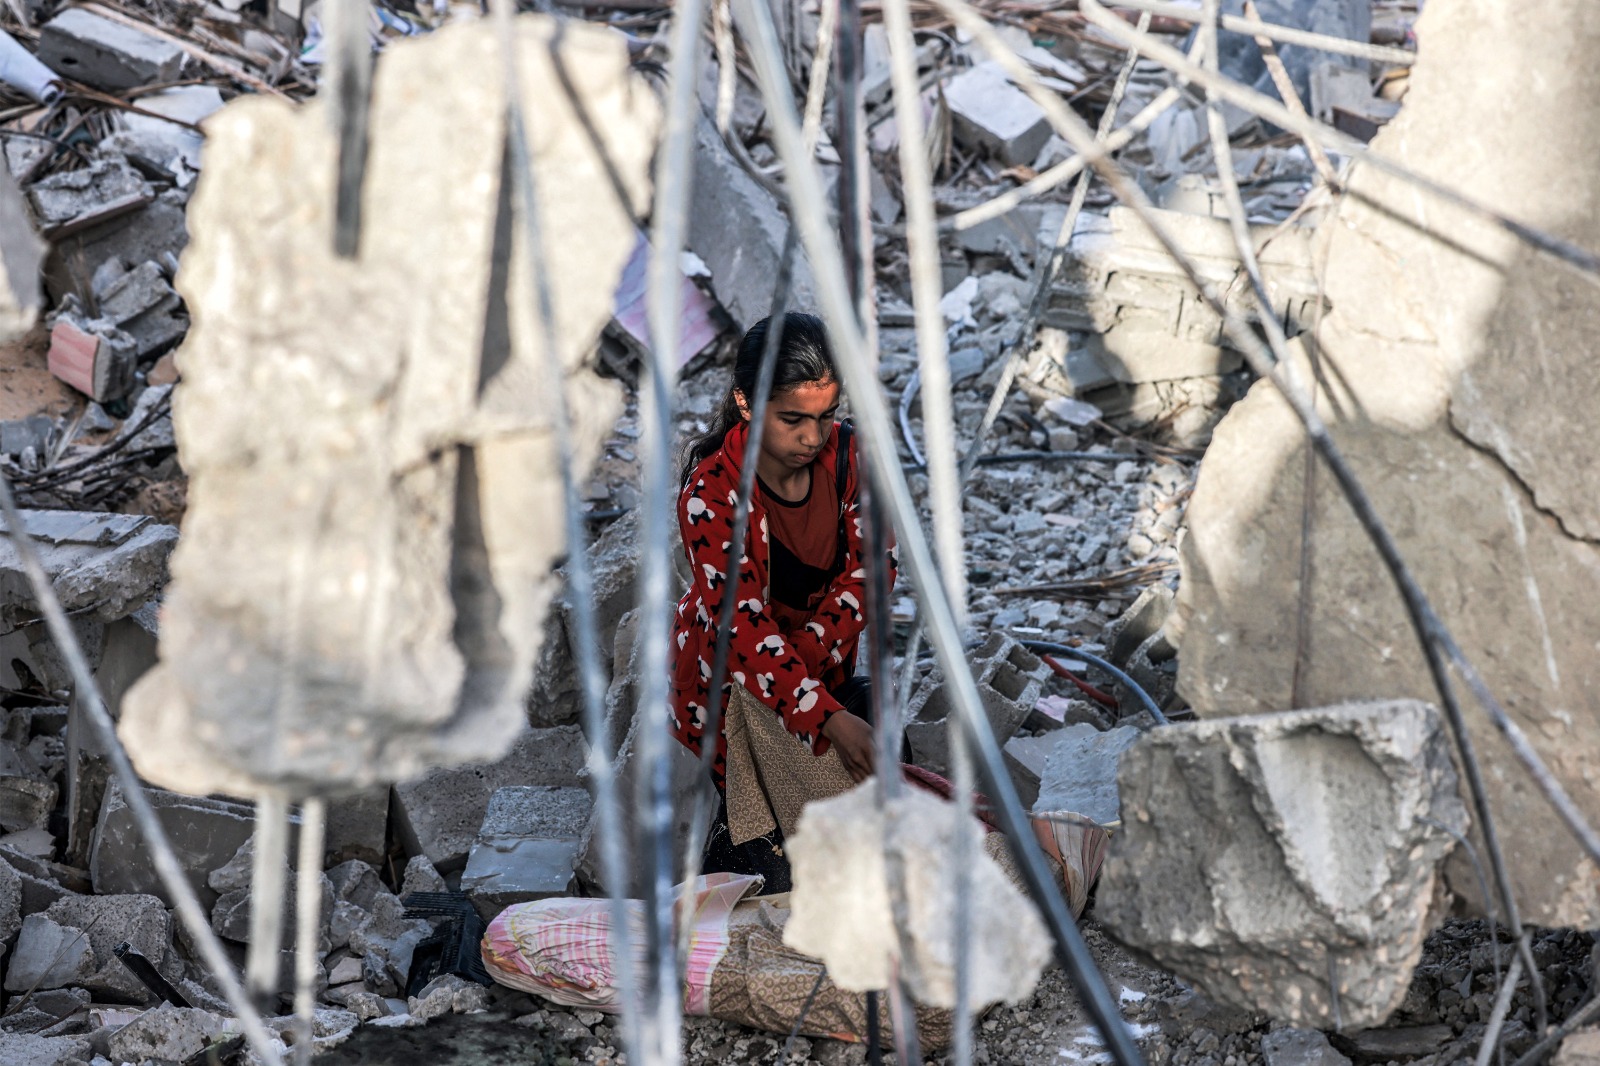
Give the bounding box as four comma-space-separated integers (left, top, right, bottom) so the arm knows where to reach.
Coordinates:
822, 711, 876, 784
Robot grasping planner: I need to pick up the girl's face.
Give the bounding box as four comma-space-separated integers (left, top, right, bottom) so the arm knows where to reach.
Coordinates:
738, 379, 841, 470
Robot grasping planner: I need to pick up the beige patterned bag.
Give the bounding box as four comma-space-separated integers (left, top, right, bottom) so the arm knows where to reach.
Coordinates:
723, 683, 857, 845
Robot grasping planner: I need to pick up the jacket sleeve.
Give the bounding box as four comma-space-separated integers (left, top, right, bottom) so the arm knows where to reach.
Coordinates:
789, 438, 898, 676
679, 468, 845, 754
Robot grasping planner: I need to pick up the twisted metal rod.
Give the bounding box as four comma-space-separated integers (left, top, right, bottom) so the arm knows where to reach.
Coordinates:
1115, 0, 1417, 66
727, 0, 1145, 1060
493, 3, 644, 1052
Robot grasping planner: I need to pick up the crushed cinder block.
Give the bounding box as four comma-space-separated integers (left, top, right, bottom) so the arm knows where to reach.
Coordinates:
461, 785, 591, 921
88, 259, 187, 358
1097, 701, 1467, 1028
905, 634, 1049, 776
45, 893, 173, 1001
37, 10, 185, 92
89, 779, 259, 909
944, 61, 1051, 168
45, 191, 187, 306
688, 112, 816, 329
393, 725, 585, 872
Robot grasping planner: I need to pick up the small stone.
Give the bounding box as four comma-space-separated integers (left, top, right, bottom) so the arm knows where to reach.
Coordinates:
400, 855, 447, 897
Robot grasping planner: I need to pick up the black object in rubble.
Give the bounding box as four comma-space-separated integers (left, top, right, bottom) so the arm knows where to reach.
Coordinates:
401, 891, 492, 997
113, 940, 191, 1007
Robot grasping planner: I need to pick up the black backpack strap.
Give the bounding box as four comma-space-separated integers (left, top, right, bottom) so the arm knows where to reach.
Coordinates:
834, 420, 853, 512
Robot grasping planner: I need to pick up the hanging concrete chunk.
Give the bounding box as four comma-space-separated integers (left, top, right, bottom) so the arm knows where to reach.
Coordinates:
1096, 701, 1466, 1029
36, 10, 184, 92
119, 16, 658, 795
1175, 0, 1600, 927
784, 782, 1050, 1010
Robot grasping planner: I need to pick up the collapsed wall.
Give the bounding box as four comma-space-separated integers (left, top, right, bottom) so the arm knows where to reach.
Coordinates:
1175, 0, 1600, 925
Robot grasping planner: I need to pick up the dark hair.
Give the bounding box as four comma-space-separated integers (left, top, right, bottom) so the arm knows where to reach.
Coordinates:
679, 312, 837, 486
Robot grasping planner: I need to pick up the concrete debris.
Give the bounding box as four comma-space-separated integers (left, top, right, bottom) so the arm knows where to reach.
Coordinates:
105, 1004, 227, 1064
688, 113, 816, 330
0, 510, 175, 629
46, 892, 173, 1001
784, 781, 1050, 1010
393, 724, 585, 872
0, 987, 88, 1034
37, 10, 185, 92
46, 314, 137, 404
945, 61, 1052, 168
90, 780, 258, 908
327, 860, 385, 911
1004, 723, 1139, 821
1556, 1029, 1600, 1066
28, 155, 152, 240
400, 854, 447, 897
348, 893, 432, 995
1260, 1028, 1353, 1066
408, 974, 491, 1022
0, 1032, 92, 1066
4, 912, 96, 991
906, 633, 1049, 776
1175, 0, 1600, 926
1098, 701, 1467, 1028
461, 785, 591, 921
120, 16, 653, 798
101, 85, 225, 180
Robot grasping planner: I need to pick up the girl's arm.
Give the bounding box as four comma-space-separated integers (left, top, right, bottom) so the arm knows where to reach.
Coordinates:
678, 472, 846, 753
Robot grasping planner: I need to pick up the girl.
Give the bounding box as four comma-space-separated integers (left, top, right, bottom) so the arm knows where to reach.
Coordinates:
670, 312, 895, 892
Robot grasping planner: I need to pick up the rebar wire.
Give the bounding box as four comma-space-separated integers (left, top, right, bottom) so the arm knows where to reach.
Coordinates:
885, 0, 964, 618
0, 478, 284, 1066
1240, 0, 1336, 187
641, 0, 711, 1056
726, 1, 1145, 1061
953, 0, 1600, 991
1475, 943, 1526, 1066
1419, 816, 1503, 1005
491, 1, 644, 1053
246, 793, 290, 1006
292, 798, 326, 1066
676, 231, 798, 973
802, 0, 838, 156
947, 84, 1181, 233
327, 0, 373, 257
1075, 0, 1600, 286
1117, 0, 1416, 66
779, 965, 828, 1062
712, 0, 735, 134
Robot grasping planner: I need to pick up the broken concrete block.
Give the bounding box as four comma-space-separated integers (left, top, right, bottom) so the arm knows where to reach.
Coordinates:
349, 893, 431, 992
784, 781, 1049, 1009
0, 987, 88, 1034
37, 10, 185, 92
393, 724, 585, 872
44, 192, 187, 306
324, 786, 389, 867
1105, 585, 1175, 667
0, 510, 176, 630
106, 1005, 227, 1065
46, 316, 137, 403
121, 16, 651, 799
1261, 1028, 1352, 1066
905, 634, 1049, 776
1034, 724, 1141, 823
0, 1032, 92, 1066
28, 155, 152, 240
101, 85, 224, 177
210, 871, 332, 946
46, 893, 174, 1001
0, 846, 78, 915
4, 913, 96, 991
1555, 1029, 1600, 1066
409, 973, 491, 1021
0, 740, 55, 833
400, 854, 447, 897
461, 785, 591, 920
1097, 701, 1467, 1028
89, 259, 187, 358
327, 859, 385, 911
944, 61, 1051, 168
688, 112, 817, 329
89, 780, 258, 909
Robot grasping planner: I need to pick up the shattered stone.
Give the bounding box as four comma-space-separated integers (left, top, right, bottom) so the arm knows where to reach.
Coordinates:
1104, 584, 1174, 667
0, 987, 89, 1034
1260, 1028, 1352, 1066
44, 192, 187, 306
37, 10, 185, 91
905, 634, 1048, 776
342, 991, 391, 1022
688, 112, 816, 329
0, 1032, 92, 1066
944, 62, 1051, 168
4, 913, 96, 992
1030, 724, 1140, 822
393, 724, 585, 872
90, 780, 256, 909
323, 786, 389, 867
1097, 701, 1467, 1028
784, 781, 1049, 1009
210, 871, 331, 947
119, 16, 652, 797
45, 893, 174, 1001
327, 859, 385, 911
408, 974, 491, 1022
400, 854, 447, 897
326, 953, 363, 986
0, 740, 55, 833
0, 511, 175, 631
1555, 1029, 1600, 1066
461, 785, 591, 920
105, 1005, 226, 1064
28, 156, 152, 240
348, 893, 431, 992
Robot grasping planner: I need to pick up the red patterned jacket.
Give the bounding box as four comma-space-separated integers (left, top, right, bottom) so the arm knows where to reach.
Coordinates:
669, 420, 897, 789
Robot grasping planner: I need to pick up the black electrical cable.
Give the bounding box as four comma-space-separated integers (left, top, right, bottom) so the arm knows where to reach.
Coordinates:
1021, 640, 1170, 726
